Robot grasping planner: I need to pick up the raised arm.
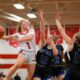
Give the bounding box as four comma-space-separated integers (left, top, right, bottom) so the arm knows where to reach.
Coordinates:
38, 10, 46, 48
55, 14, 73, 45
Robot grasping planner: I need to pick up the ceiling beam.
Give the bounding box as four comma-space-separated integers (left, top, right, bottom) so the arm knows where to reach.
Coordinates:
0, 0, 80, 5
27, 1, 80, 4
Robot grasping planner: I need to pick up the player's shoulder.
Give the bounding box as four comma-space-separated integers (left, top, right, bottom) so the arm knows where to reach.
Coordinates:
29, 28, 35, 32
28, 28, 35, 35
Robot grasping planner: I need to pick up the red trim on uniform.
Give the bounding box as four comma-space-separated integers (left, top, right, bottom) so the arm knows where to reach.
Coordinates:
19, 30, 29, 35
0, 54, 18, 59
0, 64, 28, 69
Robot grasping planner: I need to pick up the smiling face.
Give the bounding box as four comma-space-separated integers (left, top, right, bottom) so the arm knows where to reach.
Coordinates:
20, 19, 30, 31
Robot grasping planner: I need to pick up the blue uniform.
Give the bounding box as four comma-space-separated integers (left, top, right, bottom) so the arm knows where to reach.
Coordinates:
50, 45, 65, 77
64, 43, 80, 80
33, 44, 53, 80
33, 44, 65, 80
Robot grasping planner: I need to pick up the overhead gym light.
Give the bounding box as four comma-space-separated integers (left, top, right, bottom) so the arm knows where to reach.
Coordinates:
13, 3, 25, 9
27, 8, 37, 18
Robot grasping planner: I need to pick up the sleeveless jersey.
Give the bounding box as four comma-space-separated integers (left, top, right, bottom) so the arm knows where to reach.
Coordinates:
50, 45, 64, 65
68, 43, 80, 64
12, 28, 36, 52
36, 44, 53, 66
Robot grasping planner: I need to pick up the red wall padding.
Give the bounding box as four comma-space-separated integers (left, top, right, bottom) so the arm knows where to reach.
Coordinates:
7, 24, 80, 44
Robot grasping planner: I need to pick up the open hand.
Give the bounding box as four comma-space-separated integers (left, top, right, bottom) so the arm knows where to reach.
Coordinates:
56, 12, 61, 20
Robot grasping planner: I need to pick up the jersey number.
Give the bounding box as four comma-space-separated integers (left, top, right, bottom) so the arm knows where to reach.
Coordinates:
26, 42, 31, 49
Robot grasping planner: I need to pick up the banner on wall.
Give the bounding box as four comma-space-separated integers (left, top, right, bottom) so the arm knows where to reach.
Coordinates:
66, 24, 79, 38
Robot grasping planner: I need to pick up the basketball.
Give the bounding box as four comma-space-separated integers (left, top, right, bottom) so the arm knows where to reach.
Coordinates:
0, 26, 5, 37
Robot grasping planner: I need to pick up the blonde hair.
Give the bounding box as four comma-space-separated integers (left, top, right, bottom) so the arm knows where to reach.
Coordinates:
16, 19, 30, 32
48, 34, 59, 44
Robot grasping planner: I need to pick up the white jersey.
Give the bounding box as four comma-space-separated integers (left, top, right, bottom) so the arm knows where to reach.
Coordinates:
12, 28, 36, 52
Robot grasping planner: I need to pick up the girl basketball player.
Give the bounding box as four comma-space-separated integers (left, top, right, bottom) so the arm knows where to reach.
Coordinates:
1, 19, 36, 80
33, 10, 65, 80
56, 14, 80, 80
